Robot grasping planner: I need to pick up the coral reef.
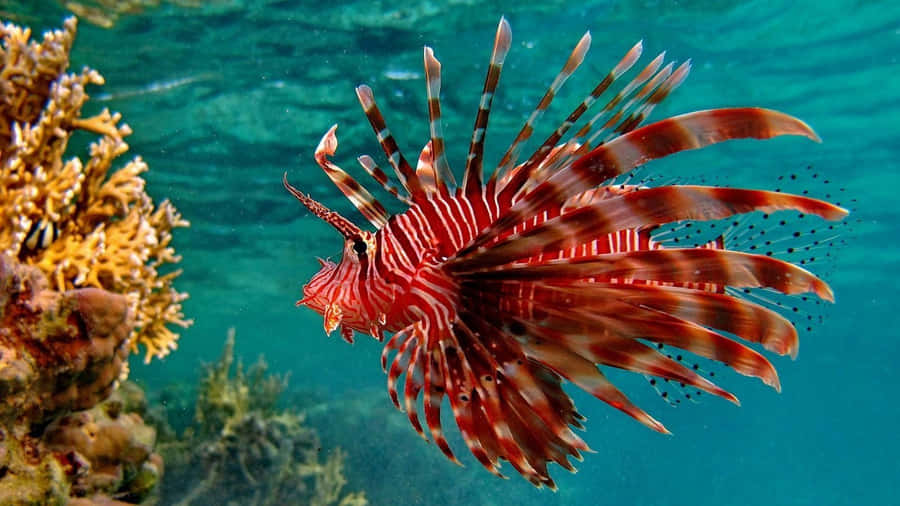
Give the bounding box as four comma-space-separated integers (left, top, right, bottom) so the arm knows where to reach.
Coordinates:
58, 0, 226, 29
0, 16, 191, 363
43, 381, 163, 503
0, 16, 188, 505
0, 254, 132, 427
0, 255, 160, 504
151, 329, 367, 506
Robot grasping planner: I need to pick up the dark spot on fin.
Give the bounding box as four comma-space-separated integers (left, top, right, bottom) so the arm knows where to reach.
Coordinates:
643, 345, 711, 407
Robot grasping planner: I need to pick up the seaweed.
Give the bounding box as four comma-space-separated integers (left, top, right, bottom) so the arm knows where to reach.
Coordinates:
152, 329, 366, 506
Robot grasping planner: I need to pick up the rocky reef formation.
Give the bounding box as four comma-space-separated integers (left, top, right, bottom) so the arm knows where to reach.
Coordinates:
0, 16, 191, 364
0, 255, 161, 504
0, 16, 191, 504
0, 255, 131, 428
152, 330, 367, 506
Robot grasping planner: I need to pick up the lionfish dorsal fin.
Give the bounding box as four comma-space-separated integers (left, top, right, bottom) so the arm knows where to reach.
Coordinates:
502, 141, 580, 199
423, 46, 455, 192
585, 61, 676, 143
357, 155, 412, 206
455, 108, 822, 258
609, 60, 692, 139
282, 172, 362, 239
497, 40, 644, 199
579, 60, 691, 154
314, 125, 390, 229
355, 85, 427, 204
499, 45, 685, 201
416, 140, 438, 194
462, 16, 512, 196
568, 51, 667, 144
492, 30, 591, 182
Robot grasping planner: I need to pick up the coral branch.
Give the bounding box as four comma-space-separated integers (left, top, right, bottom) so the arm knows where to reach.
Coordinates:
0, 16, 191, 364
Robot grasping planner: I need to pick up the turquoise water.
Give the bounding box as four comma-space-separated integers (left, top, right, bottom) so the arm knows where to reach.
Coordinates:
8, 0, 899, 504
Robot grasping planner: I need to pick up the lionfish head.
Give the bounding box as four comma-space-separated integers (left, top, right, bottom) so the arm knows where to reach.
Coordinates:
283, 173, 376, 341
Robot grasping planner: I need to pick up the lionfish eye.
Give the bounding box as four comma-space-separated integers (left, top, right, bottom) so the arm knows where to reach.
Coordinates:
352, 238, 367, 255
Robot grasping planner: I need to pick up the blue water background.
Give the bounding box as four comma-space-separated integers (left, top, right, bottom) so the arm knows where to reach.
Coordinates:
9, 1, 899, 504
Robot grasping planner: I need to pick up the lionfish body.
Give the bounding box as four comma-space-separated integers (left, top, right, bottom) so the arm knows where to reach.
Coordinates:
284, 19, 847, 489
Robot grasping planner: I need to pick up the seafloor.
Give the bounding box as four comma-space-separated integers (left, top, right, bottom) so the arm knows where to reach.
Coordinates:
1, 0, 897, 505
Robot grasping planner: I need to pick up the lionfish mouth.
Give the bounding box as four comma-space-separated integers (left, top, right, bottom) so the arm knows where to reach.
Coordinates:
284, 16, 849, 491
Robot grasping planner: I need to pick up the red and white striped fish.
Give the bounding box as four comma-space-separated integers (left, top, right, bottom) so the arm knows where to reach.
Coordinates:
284, 18, 847, 489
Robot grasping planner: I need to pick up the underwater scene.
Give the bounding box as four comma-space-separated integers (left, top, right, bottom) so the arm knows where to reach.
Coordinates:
0, 0, 896, 504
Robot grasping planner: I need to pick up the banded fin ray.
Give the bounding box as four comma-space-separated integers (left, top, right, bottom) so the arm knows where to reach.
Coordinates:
462, 17, 512, 195
423, 47, 456, 191
461, 248, 836, 301
451, 185, 848, 272
357, 154, 412, 206
492, 30, 592, 181
313, 125, 390, 229
356, 84, 428, 203
459, 108, 824, 256
498, 40, 646, 201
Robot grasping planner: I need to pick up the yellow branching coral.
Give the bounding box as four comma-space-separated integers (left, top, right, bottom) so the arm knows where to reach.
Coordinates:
0, 17, 191, 363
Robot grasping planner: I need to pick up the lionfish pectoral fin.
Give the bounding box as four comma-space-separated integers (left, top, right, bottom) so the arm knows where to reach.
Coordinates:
323, 302, 342, 336
340, 325, 355, 344
451, 185, 845, 270
460, 108, 823, 257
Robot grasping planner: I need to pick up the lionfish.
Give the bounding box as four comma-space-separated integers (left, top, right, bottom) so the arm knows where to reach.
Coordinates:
283, 18, 847, 489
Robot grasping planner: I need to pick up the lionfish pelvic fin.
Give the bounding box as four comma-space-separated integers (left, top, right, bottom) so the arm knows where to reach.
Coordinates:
323, 302, 343, 336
